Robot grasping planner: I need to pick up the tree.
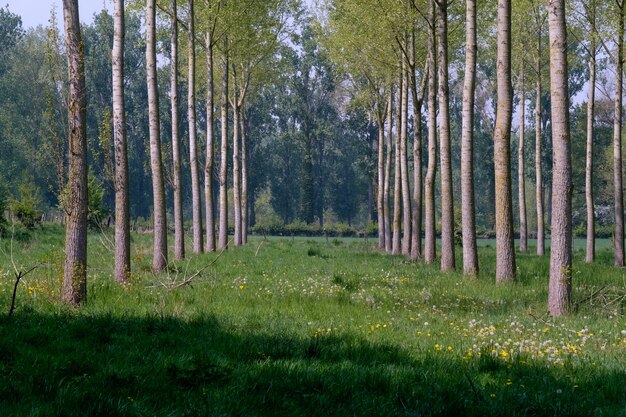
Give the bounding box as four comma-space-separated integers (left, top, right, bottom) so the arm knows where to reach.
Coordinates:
461, 0, 478, 275
494, 0, 515, 283
437, 0, 455, 271
146, 0, 168, 272
170, 0, 184, 261
112, 0, 130, 282
218, 36, 229, 250
613, 0, 625, 267
61, 0, 88, 305
547, 0, 572, 316
534, 3, 546, 257
188, 0, 204, 253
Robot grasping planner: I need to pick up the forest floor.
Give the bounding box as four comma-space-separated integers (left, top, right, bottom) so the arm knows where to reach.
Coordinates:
0, 224, 625, 416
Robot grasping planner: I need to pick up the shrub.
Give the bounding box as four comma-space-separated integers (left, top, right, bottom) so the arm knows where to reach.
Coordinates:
87, 173, 109, 229
9, 181, 41, 229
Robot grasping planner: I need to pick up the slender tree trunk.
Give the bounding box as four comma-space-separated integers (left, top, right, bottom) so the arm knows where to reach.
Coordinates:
204, 32, 216, 252
170, 0, 184, 261
519, 69, 527, 253
535, 26, 545, 256
377, 114, 385, 249
62, 0, 88, 305
218, 39, 229, 250
112, 0, 130, 283
437, 0, 455, 271
494, 0, 516, 282
461, 0, 478, 276
614, 0, 625, 267
232, 92, 242, 246
188, 0, 203, 253
146, 0, 168, 272
384, 90, 393, 252
392, 78, 402, 255
241, 106, 248, 244
547, 0, 572, 316
400, 59, 412, 256
425, 0, 438, 264
409, 34, 424, 261
586, 25, 596, 263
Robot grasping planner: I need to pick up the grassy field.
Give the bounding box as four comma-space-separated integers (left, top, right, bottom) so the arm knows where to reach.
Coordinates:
0, 225, 625, 416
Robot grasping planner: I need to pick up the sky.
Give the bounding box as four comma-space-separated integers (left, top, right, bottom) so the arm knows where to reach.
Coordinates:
3, 0, 111, 29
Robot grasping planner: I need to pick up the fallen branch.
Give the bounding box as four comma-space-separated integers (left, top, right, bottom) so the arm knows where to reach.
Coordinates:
9, 265, 38, 317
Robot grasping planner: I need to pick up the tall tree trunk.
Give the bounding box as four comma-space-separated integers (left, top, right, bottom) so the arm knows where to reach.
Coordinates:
218, 39, 229, 250
377, 113, 385, 249
62, 0, 88, 304
535, 24, 545, 256
392, 78, 402, 255
586, 17, 596, 263
547, 0, 572, 316
112, 0, 130, 283
614, 0, 625, 267
146, 0, 168, 272
241, 105, 248, 244
437, 0, 455, 271
384, 90, 393, 252
204, 31, 216, 252
170, 0, 184, 261
518, 69, 527, 253
232, 91, 242, 246
425, 0, 438, 264
400, 58, 412, 256
461, 0, 478, 276
188, 0, 203, 253
494, 0, 516, 282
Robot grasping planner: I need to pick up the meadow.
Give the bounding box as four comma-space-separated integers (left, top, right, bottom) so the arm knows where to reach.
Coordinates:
0, 225, 625, 416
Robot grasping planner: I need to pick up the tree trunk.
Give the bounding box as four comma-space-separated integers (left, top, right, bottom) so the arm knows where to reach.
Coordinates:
461, 0, 478, 276
241, 106, 249, 244
437, 0, 455, 271
392, 77, 402, 255
188, 0, 203, 253
400, 58, 411, 257
535, 24, 545, 256
377, 114, 385, 249
586, 20, 596, 263
547, 0, 572, 316
424, 0, 437, 264
170, 0, 184, 261
409, 33, 424, 261
62, 0, 88, 305
218, 39, 229, 250
384, 90, 393, 252
518, 69, 527, 253
112, 0, 130, 283
614, 1, 625, 267
494, 0, 516, 282
232, 91, 242, 246
204, 31, 216, 252
146, 0, 168, 272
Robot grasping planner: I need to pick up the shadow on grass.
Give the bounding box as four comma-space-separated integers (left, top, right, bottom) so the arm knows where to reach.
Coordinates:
0, 312, 624, 417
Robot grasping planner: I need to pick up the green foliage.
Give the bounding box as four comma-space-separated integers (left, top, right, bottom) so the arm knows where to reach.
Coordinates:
9, 180, 41, 229
0, 180, 8, 234
87, 173, 109, 230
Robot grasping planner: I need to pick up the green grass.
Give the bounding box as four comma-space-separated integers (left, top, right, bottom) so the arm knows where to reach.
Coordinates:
0, 225, 625, 416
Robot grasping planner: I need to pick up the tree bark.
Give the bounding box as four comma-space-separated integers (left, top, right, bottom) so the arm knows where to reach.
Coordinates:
547, 0, 572, 316
494, 0, 516, 282
232, 87, 242, 246
461, 0, 478, 276
241, 105, 249, 244
518, 69, 527, 253
204, 31, 216, 252
170, 0, 184, 261
218, 39, 229, 250
585, 11, 596, 263
62, 0, 88, 305
188, 0, 203, 253
535, 20, 545, 257
400, 58, 412, 257
614, 0, 625, 267
376, 110, 385, 249
112, 0, 130, 283
425, 0, 438, 265
437, 0, 455, 271
392, 77, 402, 255
384, 90, 393, 252
146, 0, 168, 272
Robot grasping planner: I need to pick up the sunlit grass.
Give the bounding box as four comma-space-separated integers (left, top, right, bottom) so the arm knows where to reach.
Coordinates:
0, 225, 624, 416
